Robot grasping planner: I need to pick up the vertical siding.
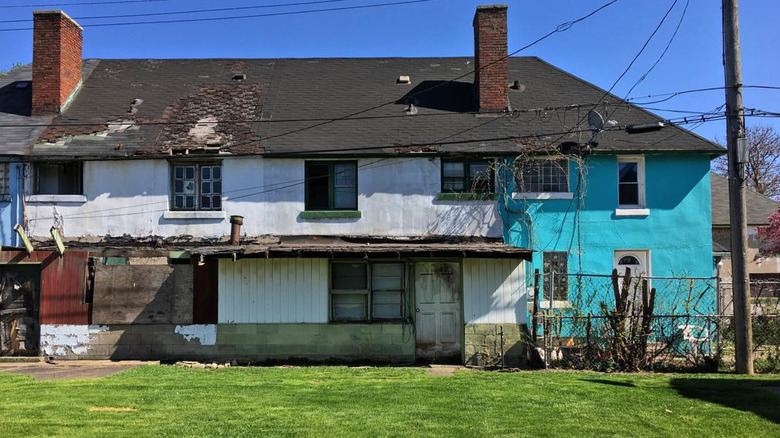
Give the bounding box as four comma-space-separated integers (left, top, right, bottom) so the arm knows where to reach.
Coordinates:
463, 258, 526, 324
0, 250, 90, 324
218, 258, 328, 323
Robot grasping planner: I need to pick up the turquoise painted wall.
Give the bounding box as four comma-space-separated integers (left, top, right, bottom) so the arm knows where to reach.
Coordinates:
500, 153, 715, 313
0, 162, 22, 247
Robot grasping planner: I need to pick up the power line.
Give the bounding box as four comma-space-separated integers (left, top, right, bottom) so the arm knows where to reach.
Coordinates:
22, 113, 737, 223
627, 85, 780, 105
0, 0, 357, 23
250, 0, 622, 143
0, 0, 438, 32
0, 0, 175, 8
622, 0, 689, 101
0, 102, 621, 129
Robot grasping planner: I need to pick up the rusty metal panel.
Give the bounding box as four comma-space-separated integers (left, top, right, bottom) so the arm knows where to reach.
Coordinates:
0, 251, 90, 324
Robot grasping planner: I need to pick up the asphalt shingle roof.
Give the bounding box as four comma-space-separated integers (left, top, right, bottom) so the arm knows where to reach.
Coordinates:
21, 57, 722, 158
711, 173, 779, 226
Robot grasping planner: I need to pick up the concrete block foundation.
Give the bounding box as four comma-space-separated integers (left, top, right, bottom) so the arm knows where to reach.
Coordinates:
464, 323, 529, 367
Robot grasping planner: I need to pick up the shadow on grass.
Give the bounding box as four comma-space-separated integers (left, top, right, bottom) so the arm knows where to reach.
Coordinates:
580, 379, 636, 388
671, 378, 780, 425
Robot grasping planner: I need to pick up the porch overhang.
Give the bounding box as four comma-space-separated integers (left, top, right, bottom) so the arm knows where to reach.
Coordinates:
192, 237, 532, 261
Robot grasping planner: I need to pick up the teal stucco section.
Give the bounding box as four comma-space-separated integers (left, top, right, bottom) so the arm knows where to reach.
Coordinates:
500, 153, 715, 313
0, 162, 22, 247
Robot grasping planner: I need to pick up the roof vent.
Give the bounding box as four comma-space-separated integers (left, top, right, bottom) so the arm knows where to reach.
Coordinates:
510, 80, 525, 92
404, 103, 418, 115
397, 75, 411, 85
232, 73, 246, 82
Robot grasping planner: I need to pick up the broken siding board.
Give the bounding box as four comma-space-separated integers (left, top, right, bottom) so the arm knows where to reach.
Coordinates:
218, 258, 329, 324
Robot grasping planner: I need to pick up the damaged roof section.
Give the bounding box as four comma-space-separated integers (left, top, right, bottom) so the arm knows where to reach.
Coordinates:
27, 57, 721, 159
156, 83, 262, 155
30, 59, 271, 158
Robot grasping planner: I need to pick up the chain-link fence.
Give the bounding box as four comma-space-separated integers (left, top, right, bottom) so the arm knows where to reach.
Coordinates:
531, 271, 780, 372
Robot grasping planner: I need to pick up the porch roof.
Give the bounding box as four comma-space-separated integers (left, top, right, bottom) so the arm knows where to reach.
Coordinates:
191, 236, 532, 261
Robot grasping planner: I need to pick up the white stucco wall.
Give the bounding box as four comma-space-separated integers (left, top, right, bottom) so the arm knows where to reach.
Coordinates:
24, 157, 502, 239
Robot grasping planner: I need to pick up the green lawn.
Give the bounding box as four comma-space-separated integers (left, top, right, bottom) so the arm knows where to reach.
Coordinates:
1, 366, 779, 437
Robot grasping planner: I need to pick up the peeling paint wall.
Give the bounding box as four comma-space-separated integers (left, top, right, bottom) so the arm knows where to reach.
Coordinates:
40, 324, 108, 357
24, 157, 502, 239
174, 324, 217, 345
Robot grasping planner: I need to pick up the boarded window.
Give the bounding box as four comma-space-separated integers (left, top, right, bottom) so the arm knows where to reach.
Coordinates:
35, 162, 83, 195
516, 159, 568, 193
441, 159, 494, 193
542, 251, 568, 301
330, 261, 405, 322
171, 163, 222, 211
305, 161, 358, 210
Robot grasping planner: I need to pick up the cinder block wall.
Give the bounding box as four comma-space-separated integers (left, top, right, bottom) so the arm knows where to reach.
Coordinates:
464, 323, 528, 367
39, 323, 415, 363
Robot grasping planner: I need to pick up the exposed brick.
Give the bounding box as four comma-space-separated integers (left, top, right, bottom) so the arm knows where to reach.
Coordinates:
32, 10, 83, 115
473, 5, 509, 112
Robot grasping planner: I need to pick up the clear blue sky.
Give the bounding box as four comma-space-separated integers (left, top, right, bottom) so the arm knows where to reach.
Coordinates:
1, 0, 778, 142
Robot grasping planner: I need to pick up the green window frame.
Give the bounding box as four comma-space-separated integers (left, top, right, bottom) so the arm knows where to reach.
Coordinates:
441, 159, 494, 194
330, 261, 406, 322
305, 161, 358, 211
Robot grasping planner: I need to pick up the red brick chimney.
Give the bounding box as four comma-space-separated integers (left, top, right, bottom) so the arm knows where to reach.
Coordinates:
32, 10, 83, 115
473, 5, 509, 113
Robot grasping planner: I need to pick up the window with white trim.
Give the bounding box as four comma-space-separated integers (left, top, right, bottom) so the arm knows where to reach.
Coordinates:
35, 162, 83, 195
171, 163, 222, 211
617, 156, 645, 208
516, 159, 569, 193
330, 261, 405, 322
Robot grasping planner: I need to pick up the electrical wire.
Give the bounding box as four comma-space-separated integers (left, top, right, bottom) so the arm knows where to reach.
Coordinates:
0, 0, 361, 23
0, 0, 439, 32
0, 0, 175, 8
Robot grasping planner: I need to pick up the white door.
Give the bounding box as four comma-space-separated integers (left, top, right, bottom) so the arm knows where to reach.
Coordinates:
414, 262, 462, 363
614, 251, 650, 278
614, 251, 650, 303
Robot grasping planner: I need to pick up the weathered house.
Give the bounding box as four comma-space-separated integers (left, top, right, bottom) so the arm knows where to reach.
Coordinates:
3, 5, 721, 364
711, 173, 780, 313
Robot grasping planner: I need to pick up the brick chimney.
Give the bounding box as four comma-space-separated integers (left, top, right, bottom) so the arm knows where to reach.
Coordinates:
32, 10, 83, 115
473, 5, 509, 113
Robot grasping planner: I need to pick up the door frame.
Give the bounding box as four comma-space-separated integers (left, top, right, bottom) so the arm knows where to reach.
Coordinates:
410, 258, 465, 364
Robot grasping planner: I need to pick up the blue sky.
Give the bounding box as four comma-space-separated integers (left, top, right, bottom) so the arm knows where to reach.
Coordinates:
1, 0, 778, 142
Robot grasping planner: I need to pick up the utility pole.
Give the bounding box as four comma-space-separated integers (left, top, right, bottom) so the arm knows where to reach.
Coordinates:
722, 0, 753, 374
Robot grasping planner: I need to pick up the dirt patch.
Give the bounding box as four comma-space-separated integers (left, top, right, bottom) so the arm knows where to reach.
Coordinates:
425, 365, 464, 377
89, 407, 138, 412
0, 360, 154, 380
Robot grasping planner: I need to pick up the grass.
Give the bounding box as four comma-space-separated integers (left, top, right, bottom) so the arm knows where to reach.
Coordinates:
1, 366, 779, 437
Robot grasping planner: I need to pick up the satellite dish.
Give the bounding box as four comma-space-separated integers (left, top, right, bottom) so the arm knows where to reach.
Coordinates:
588, 110, 604, 133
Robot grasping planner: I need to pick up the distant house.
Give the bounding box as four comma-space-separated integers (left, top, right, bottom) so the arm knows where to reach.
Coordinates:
0, 6, 720, 365
711, 173, 780, 313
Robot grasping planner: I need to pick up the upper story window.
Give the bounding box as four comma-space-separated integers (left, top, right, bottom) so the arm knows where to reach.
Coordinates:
516, 158, 569, 193
330, 261, 405, 322
441, 159, 494, 193
617, 156, 645, 208
35, 162, 83, 195
0, 163, 9, 201
171, 163, 222, 211
305, 161, 357, 211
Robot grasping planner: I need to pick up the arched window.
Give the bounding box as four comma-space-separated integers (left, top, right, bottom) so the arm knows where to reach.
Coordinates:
618, 255, 641, 266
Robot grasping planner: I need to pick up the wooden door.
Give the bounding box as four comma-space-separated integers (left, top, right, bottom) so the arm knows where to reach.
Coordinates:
414, 262, 462, 363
